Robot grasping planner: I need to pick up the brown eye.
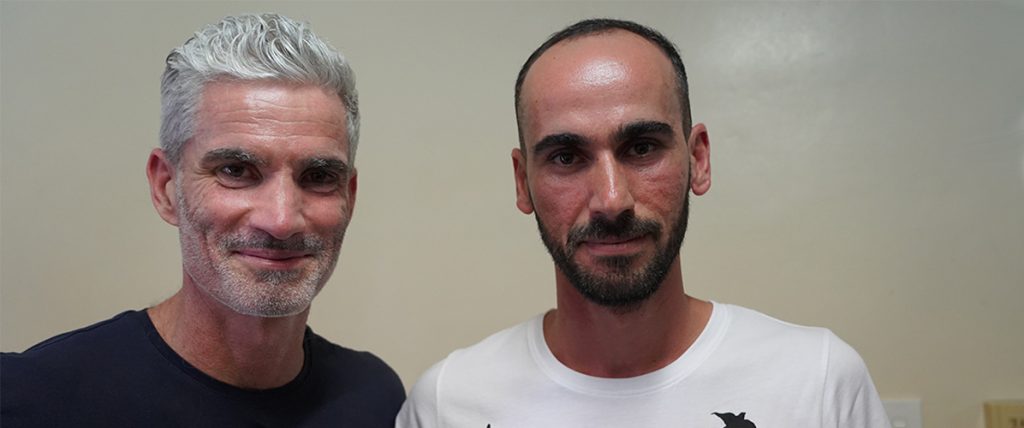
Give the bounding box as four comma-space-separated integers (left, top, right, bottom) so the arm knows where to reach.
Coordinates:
554, 152, 576, 165
215, 163, 258, 188
630, 142, 655, 156
220, 164, 246, 177
301, 168, 341, 193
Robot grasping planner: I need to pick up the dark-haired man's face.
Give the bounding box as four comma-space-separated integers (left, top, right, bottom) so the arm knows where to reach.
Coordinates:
512, 31, 710, 309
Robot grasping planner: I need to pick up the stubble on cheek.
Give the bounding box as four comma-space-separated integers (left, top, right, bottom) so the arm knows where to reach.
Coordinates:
176, 185, 229, 290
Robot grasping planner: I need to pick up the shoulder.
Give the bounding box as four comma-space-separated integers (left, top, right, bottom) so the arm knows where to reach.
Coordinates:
430, 315, 536, 379
722, 303, 868, 365
1, 311, 152, 424
397, 317, 537, 428
816, 328, 882, 404
2, 310, 146, 368
304, 329, 406, 401
715, 304, 889, 426
708, 303, 870, 384
307, 330, 399, 375
396, 357, 445, 428
717, 303, 837, 353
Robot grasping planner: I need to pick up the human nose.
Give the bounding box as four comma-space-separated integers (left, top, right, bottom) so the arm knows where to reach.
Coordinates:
249, 176, 307, 240
588, 153, 635, 219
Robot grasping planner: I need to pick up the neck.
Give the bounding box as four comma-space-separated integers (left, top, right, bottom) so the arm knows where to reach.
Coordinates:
544, 258, 712, 378
147, 277, 309, 390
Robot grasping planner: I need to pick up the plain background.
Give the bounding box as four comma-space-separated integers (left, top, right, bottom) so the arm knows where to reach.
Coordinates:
2, 2, 1021, 427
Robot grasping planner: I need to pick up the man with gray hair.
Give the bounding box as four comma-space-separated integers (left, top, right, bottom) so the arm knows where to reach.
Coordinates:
2, 14, 403, 427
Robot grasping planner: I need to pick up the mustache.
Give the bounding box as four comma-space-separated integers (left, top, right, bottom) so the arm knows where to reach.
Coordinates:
221, 233, 325, 253
565, 211, 662, 252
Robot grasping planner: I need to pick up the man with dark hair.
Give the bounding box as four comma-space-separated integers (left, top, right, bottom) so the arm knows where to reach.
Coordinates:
397, 18, 890, 427
2, 14, 404, 427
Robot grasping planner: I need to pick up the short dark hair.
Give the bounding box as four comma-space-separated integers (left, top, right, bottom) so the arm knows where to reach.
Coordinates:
514, 18, 691, 149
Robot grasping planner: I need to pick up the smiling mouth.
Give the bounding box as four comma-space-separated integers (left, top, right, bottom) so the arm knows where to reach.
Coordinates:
234, 249, 312, 267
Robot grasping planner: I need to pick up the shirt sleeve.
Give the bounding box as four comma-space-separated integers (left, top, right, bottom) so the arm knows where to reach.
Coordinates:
396, 360, 445, 428
820, 331, 892, 428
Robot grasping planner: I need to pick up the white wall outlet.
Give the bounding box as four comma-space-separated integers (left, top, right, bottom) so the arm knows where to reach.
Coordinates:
883, 399, 923, 428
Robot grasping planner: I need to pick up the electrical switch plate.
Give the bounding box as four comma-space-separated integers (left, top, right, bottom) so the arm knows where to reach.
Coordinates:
883, 399, 922, 428
985, 401, 1024, 428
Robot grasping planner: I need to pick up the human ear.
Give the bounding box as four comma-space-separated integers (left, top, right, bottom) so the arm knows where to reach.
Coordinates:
512, 148, 534, 214
146, 148, 180, 226
688, 123, 711, 196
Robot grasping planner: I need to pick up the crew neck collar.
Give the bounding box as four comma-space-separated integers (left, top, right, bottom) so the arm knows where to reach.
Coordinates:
527, 301, 730, 396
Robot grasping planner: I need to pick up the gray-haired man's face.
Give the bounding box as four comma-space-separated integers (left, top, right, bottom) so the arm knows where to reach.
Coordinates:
172, 80, 357, 317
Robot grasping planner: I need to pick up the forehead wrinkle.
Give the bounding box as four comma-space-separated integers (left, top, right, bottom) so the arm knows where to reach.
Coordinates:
202, 113, 344, 129
195, 118, 348, 147
246, 102, 346, 126
198, 90, 347, 131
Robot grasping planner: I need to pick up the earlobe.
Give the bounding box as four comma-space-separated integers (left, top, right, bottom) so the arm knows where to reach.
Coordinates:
512, 148, 534, 214
688, 123, 711, 196
146, 149, 180, 226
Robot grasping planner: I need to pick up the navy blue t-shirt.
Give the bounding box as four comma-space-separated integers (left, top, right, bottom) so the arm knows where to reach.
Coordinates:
1, 310, 405, 427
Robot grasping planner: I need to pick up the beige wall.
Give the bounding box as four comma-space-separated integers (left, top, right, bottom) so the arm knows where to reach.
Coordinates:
2, 2, 1022, 427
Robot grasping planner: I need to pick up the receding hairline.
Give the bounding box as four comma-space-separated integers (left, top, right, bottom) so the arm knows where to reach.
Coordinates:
516, 29, 687, 140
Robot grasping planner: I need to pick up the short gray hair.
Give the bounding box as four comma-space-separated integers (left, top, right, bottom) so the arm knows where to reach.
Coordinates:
160, 14, 359, 165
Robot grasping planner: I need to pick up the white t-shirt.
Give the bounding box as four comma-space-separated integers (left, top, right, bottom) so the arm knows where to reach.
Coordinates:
397, 302, 891, 428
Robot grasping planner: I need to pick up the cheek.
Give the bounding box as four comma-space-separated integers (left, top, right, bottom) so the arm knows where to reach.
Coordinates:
305, 199, 352, 232
636, 165, 689, 217
529, 177, 589, 233
198, 198, 248, 226
180, 186, 251, 235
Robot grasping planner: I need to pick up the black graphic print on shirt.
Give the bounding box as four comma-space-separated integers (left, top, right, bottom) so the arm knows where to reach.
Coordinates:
713, 412, 757, 428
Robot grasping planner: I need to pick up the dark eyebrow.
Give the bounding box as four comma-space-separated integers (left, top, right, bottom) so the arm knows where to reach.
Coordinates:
615, 120, 675, 143
532, 133, 587, 157
302, 157, 349, 176
201, 148, 267, 167
530, 121, 675, 158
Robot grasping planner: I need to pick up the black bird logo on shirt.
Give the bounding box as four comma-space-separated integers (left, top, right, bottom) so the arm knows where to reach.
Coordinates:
713, 412, 757, 428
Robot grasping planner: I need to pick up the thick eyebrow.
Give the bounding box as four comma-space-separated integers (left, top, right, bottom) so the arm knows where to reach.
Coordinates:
614, 120, 675, 143
532, 133, 587, 157
301, 157, 350, 176
530, 121, 676, 158
201, 149, 349, 176
201, 148, 267, 167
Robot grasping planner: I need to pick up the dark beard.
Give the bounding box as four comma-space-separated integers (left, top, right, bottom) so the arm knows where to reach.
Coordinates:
535, 192, 690, 310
